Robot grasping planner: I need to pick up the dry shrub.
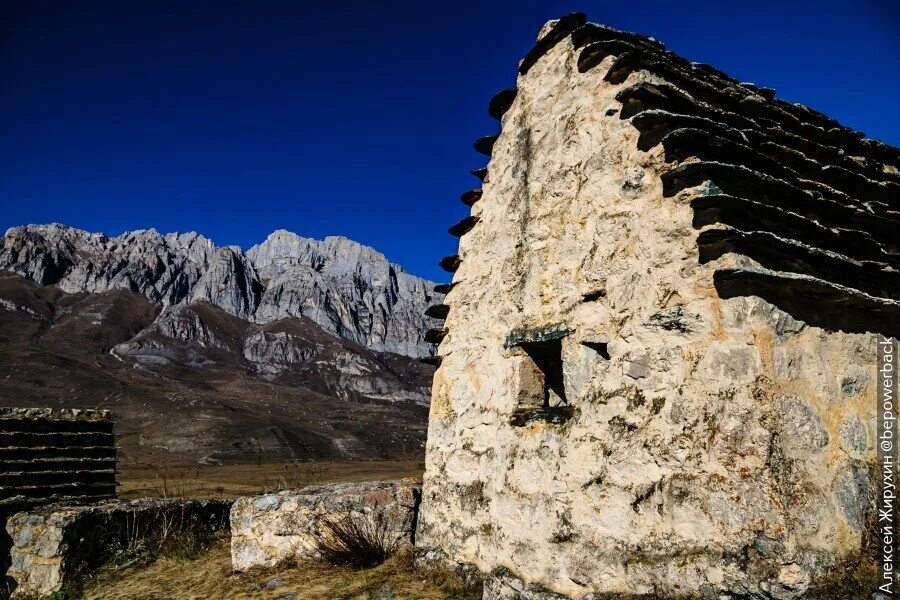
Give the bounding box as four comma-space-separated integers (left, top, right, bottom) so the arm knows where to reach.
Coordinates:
108, 503, 225, 567
148, 464, 204, 499
0, 575, 12, 600
315, 506, 403, 569
265, 461, 327, 492
62, 499, 231, 596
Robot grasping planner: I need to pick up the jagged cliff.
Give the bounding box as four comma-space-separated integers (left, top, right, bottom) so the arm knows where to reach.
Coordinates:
248, 230, 438, 358
0, 224, 440, 358
419, 14, 897, 600
0, 225, 439, 464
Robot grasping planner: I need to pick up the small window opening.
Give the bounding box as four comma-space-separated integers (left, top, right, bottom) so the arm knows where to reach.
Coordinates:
582, 341, 610, 360
510, 336, 574, 427
520, 339, 567, 408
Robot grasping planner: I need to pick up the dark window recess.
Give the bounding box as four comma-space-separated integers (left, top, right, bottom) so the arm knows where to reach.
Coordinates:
521, 339, 567, 407
510, 338, 575, 427
582, 341, 610, 360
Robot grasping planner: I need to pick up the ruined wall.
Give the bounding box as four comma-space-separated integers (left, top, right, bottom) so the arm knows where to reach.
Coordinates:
0, 408, 116, 593
6, 498, 229, 597
419, 14, 898, 599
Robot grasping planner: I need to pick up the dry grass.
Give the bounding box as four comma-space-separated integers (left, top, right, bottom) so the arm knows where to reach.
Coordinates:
82, 537, 480, 600
263, 461, 327, 492
117, 460, 425, 499
147, 464, 205, 499
315, 508, 404, 569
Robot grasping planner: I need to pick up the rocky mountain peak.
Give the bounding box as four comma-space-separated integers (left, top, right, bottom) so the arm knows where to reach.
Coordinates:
0, 223, 439, 357
246, 229, 320, 280
188, 246, 263, 319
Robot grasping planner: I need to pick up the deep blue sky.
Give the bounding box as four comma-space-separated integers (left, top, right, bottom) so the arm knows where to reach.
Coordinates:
2, 1, 898, 281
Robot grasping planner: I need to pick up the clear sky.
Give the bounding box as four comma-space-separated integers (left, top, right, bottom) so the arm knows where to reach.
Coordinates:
1, 0, 897, 281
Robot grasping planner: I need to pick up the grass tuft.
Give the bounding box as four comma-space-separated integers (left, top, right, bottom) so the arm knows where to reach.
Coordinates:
264, 461, 328, 492
315, 506, 403, 569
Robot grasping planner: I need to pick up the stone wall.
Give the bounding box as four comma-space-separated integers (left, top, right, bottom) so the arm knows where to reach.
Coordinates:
231, 480, 420, 571
5, 498, 230, 597
419, 13, 897, 599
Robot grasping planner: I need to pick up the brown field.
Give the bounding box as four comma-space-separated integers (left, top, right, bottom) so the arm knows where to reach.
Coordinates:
117, 459, 426, 499
82, 538, 479, 600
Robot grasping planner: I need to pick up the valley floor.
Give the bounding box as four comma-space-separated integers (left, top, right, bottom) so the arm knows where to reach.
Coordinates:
81, 537, 479, 600
117, 459, 426, 499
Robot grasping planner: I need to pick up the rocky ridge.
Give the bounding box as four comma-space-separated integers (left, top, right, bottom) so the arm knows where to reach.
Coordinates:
0, 224, 440, 358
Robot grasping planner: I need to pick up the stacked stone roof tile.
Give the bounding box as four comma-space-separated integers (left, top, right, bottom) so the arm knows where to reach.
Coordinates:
0, 408, 116, 516
427, 13, 900, 341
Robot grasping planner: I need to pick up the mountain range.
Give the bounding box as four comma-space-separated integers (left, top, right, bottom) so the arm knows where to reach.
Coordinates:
0, 224, 441, 465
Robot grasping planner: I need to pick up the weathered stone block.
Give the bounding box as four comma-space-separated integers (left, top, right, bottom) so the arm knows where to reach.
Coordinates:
6, 498, 230, 597
230, 479, 420, 571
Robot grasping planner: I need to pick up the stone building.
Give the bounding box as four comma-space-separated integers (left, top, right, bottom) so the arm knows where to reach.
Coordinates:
418, 14, 899, 599
0, 408, 116, 593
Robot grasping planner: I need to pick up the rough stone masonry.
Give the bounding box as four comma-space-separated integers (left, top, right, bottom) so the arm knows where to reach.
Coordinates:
418, 14, 899, 599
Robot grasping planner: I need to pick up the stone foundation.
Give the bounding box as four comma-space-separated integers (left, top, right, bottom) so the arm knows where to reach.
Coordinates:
231, 479, 420, 571
5, 498, 231, 597
482, 569, 571, 600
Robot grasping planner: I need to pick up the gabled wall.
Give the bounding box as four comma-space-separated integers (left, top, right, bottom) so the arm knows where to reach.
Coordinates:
419, 15, 894, 599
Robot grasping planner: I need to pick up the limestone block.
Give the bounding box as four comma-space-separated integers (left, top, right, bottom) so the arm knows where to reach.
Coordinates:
6, 498, 230, 597
230, 479, 420, 571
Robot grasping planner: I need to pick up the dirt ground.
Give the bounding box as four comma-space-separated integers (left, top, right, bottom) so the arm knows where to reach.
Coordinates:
81, 538, 479, 600
117, 459, 426, 499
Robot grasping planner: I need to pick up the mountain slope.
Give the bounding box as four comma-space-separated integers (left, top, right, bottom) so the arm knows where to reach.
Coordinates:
0, 225, 438, 465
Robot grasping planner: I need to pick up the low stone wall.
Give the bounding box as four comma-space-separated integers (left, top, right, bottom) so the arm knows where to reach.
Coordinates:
231, 479, 420, 571
6, 497, 231, 597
